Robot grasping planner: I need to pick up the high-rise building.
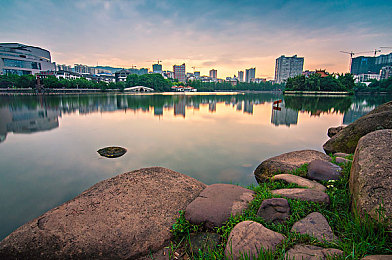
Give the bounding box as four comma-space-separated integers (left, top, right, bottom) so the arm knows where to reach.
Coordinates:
380, 65, 392, 80
209, 69, 217, 79
0, 43, 56, 75
245, 68, 256, 83
351, 53, 392, 75
152, 63, 162, 73
194, 71, 200, 78
274, 55, 304, 83
238, 71, 244, 82
173, 63, 186, 83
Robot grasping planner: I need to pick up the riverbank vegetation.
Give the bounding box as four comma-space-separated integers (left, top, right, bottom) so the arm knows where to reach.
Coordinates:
285, 73, 355, 93
355, 76, 392, 93
171, 159, 392, 259
187, 80, 284, 92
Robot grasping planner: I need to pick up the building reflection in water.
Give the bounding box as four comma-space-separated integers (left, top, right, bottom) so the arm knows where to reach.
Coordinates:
271, 102, 298, 127
0, 106, 60, 143
1, 94, 390, 144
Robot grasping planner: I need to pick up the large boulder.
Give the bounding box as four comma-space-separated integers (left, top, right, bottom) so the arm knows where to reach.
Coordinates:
225, 221, 285, 260
185, 184, 254, 228
0, 167, 206, 259
349, 130, 392, 230
323, 101, 392, 154
254, 150, 331, 183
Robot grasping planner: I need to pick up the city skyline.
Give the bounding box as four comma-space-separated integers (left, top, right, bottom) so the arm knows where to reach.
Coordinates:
1, 0, 391, 79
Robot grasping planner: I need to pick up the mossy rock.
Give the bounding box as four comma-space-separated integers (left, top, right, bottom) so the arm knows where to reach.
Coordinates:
97, 146, 127, 158
323, 101, 392, 154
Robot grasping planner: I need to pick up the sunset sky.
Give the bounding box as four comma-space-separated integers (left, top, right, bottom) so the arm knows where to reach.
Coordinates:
1, 0, 391, 79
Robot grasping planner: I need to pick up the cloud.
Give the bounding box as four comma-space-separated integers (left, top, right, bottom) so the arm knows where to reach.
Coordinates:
0, 0, 391, 77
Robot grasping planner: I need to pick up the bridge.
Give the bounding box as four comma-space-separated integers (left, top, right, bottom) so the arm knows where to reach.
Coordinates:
124, 86, 154, 92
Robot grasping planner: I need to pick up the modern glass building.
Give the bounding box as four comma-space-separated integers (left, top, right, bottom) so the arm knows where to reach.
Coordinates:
350, 53, 392, 75
245, 68, 255, 83
0, 43, 55, 75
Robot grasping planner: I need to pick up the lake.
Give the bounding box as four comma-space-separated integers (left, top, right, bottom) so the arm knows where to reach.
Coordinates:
0, 92, 391, 240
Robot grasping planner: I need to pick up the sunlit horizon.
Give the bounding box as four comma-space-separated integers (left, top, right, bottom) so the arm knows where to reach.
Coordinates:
1, 0, 391, 79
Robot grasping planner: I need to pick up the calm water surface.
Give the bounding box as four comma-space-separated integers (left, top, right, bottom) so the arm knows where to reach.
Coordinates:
0, 92, 391, 239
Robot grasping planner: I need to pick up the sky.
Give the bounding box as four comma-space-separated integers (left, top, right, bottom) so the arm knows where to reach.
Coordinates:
1, 0, 391, 79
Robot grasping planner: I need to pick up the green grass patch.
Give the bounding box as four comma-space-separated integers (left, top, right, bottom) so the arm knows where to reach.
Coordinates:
171, 157, 392, 259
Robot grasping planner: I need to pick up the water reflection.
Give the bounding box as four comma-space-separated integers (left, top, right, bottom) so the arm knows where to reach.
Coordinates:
0, 92, 391, 240
0, 93, 391, 144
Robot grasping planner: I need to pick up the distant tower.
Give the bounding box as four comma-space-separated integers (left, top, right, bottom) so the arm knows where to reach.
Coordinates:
209, 69, 217, 79
238, 71, 244, 82
173, 63, 186, 83
152, 64, 162, 73
245, 68, 255, 83
274, 55, 304, 83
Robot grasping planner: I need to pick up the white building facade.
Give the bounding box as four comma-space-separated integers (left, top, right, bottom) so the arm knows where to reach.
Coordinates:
0, 43, 55, 75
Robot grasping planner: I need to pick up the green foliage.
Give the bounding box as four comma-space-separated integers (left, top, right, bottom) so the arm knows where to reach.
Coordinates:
126, 73, 172, 91
355, 76, 392, 93
187, 80, 284, 92
285, 73, 355, 93
171, 159, 392, 259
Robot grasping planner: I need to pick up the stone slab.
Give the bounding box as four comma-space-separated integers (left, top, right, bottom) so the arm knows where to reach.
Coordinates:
271, 188, 330, 204
272, 174, 326, 192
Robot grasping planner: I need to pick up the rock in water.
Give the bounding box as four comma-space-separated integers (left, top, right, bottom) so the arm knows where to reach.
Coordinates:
254, 150, 331, 183
97, 146, 127, 158
327, 126, 345, 138
285, 245, 343, 260
257, 198, 290, 223
225, 221, 285, 260
307, 159, 342, 181
185, 184, 254, 228
0, 167, 206, 259
323, 101, 392, 154
350, 129, 392, 231
291, 212, 338, 242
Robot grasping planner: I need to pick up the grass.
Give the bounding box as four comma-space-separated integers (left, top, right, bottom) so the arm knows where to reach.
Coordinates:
170, 158, 392, 259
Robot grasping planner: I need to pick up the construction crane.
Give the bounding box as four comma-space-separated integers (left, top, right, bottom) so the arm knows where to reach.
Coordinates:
340, 51, 372, 71
373, 49, 381, 56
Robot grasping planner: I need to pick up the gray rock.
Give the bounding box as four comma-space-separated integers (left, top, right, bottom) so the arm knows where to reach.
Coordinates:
328, 126, 345, 138
335, 157, 351, 164
323, 101, 392, 154
286, 244, 343, 260
254, 150, 331, 183
185, 184, 254, 228
257, 198, 290, 223
271, 188, 330, 204
272, 174, 326, 192
225, 221, 285, 260
361, 256, 392, 260
350, 129, 392, 231
0, 167, 206, 259
291, 212, 338, 242
307, 159, 342, 181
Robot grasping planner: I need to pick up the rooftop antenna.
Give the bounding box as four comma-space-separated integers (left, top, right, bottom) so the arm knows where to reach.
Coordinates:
374, 49, 381, 56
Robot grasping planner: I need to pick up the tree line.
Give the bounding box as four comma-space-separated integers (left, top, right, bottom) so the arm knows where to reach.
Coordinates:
285, 73, 355, 93
355, 76, 392, 93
